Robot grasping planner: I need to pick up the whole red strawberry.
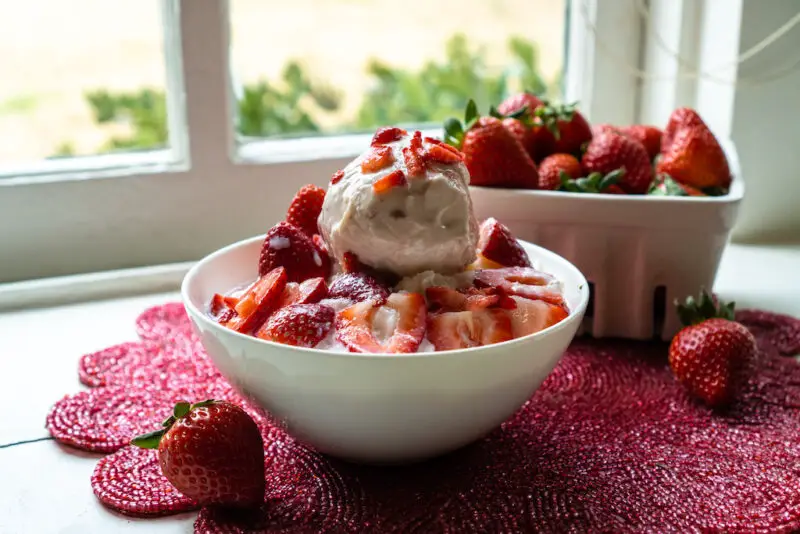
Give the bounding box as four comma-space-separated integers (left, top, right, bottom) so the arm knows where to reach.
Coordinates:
619, 125, 662, 160
501, 118, 539, 160
669, 291, 756, 407
661, 107, 705, 152
582, 131, 653, 194
538, 153, 582, 190
534, 102, 593, 156
132, 400, 264, 507
657, 108, 730, 190
257, 303, 334, 347
444, 101, 538, 188
286, 184, 325, 238
497, 92, 545, 117
259, 222, 330, 282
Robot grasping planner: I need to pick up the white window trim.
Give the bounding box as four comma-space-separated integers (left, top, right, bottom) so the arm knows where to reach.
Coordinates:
638, 0, 744, 139
0, 0, 653, 286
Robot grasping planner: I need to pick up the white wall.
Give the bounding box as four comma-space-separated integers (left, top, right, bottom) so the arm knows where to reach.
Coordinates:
730, 0, 800, 242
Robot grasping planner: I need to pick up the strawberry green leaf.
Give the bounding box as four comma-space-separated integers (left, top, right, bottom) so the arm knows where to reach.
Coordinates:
488, 105, 503, 119
649, 174, 688, 196
131, 429, 166, 449
190, 399, 217, 410
675, 289, 737, 326
464, 99, 478, 125
559, 171, 582, 192
443, 118, 465, 149
173, 402, 191, 419
599, 169, 623, 192
506, 106, 529, 120
161, 415, 176, 428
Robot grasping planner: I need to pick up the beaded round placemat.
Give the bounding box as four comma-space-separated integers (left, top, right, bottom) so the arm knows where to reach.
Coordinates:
46, 303, 800, 533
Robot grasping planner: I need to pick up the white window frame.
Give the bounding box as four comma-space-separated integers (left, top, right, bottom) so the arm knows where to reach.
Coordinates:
0, 0, 693, 286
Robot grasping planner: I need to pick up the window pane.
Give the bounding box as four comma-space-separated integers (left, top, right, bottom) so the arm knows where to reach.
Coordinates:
229, 0, 566, 140
0, 0, 169, 168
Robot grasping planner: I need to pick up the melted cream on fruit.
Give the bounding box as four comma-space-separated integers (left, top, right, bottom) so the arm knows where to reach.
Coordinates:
395, 270, 475, 295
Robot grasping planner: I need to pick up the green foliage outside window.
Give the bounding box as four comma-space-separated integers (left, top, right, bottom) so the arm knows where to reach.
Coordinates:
51, 34, 560, 157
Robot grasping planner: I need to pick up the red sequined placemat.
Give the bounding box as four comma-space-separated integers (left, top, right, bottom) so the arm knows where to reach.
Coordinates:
46, 303, 800, 533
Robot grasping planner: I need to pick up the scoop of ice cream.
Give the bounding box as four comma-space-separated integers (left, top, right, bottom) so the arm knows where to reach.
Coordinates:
318, 129, 479, 277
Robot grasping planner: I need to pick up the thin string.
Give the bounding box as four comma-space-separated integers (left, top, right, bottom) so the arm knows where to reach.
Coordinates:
579, 0, 800, 87
0, 436, 54, 450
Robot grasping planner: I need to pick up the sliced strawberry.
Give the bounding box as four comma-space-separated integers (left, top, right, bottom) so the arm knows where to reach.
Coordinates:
210, 293, 239, 325
467, 253, 505, 271
425, 137, 463, 155
477, 218, 532, 268
425, 286, 515, 313
278, 277, 328, 308
328, 272, 389, 305
311, 234, 332, 278
474, 267, 564, 306
425, 286, 467, 312
340, 251, 359, 273
371, 127, 407, 146
462, 286, 517, 311
285, 184, 325, 238
425, 144, 464, 164
223, 267, 287, 333
210, 293, 233, 316
336, 292, 427, 353
426, 309, 513, 351
373, 169, 407, 194
331, 169, 344, 185
259, 222, 329, 282
256, 303, 334, 348
403, 131, 426, 177
507, 296, 568, 337
361, 146, 395, 174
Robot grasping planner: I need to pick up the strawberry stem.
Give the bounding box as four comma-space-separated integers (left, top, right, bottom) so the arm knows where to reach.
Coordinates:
131, 399, 219, 449
675, 289, 736, 326
131, 429, 166, 449
559, 169, 623, 194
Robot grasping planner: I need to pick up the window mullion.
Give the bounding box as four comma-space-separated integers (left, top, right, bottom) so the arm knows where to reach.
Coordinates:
639, 0, 700, 126
178, 0, 234, 171
565, 0, 642, 126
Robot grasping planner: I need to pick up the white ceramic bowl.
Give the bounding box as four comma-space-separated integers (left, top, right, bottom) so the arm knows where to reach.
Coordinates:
470, 138, 743, 341
182, 235, 589, 464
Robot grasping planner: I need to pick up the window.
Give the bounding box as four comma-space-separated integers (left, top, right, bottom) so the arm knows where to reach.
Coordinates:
0, 0, 181, 175
0, 0, 651, 284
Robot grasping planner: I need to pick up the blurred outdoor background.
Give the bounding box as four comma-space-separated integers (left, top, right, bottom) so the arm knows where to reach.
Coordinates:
0, 0, 565, 166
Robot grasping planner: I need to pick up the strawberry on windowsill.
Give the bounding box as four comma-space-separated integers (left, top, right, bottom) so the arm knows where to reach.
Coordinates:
669, 290, 756, 407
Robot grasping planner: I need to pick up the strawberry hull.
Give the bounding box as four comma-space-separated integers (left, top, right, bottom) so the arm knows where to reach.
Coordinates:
469, 137, 743, 341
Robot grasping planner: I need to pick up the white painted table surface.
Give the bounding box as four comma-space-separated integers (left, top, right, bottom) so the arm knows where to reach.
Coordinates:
1, 243, 799, 534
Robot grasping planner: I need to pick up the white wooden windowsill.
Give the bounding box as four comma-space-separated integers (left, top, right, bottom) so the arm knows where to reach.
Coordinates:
1, 242, 798, 533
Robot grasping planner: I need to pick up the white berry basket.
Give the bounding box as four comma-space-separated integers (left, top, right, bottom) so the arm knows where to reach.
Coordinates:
470, 138, 744, 341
